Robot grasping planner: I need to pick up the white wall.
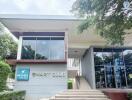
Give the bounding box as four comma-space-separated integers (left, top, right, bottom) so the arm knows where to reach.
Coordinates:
14, 64, 67, 100
81, 47, 96, 89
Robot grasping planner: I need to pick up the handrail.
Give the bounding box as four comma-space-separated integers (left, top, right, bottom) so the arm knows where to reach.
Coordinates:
76, 75, 80, 89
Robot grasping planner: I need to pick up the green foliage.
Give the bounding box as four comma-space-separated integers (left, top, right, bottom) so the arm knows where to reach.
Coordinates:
0, 61, 11, 92
72, 0, 132, 45
0, 34, 17, 60
0, 91, 26, 100
68, 80, 73, 89
128, 93, 132, 100
9, 72, 15, 79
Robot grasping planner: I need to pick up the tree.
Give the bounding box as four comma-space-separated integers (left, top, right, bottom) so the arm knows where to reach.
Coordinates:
0, 22, 17, 60
72, 0, 132, 45
0, 34, 17, 60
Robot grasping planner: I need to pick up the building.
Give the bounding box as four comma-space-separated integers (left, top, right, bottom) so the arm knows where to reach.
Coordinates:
82, 46, 132, 89
0, 14, 132, 100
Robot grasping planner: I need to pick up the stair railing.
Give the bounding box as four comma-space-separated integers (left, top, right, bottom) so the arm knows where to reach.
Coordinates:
76, 74, 80, 89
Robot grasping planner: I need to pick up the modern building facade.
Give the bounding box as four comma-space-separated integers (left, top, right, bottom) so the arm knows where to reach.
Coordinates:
0, 14, 132, 100
14, 32, 67, 100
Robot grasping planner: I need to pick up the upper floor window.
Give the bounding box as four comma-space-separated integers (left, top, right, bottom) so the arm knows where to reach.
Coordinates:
21, 37, 36, 59
21, 36, 65, 60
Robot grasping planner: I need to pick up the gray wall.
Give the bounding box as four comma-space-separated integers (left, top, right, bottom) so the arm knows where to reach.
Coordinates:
14, 64, 67, 100
81, 47, 96, 89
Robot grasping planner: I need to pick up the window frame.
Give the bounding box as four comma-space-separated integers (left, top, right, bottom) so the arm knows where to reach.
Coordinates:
21, 36, 65, 60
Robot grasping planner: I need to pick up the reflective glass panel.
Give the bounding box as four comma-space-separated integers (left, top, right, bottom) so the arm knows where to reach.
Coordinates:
94, 47, 131, 88
113, 48, 126, 88
95, 65, 106, 88
123, 49, 132, 88
94, 52, 103, 65
102, 48, 113, 65
102, 48, 115, 88
50, 37, 65, 60
36, 37, 50, 60
123, 49, 132, 65
126, 65, 132, 88
21, 37, 36, 59
94, 48, 105, 88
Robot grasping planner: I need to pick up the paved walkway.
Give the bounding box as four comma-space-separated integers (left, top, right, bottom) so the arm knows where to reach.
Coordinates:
79, 77, 91, 90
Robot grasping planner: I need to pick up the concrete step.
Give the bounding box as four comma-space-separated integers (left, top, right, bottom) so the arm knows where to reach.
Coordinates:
62, 90, 103, 94
50, 98, 110, 100
59, 92, 104, 95
66, 90, 101, 92
62, 91, 103, 93
49, 90, 111, 100
55, 95, 107, 98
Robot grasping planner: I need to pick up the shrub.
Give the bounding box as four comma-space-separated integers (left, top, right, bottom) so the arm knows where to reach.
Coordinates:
128, 93, 132, 100
0, 61, 11, 92
0, 91, 26, 100
68, 80, 73, 89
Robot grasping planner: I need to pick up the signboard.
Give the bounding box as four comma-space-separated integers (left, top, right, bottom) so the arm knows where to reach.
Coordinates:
16, 67, 30, 81
32, 72, 66, 78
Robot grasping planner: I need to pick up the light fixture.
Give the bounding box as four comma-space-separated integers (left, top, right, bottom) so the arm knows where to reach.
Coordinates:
123, 0, 130, 10
122, 0, 132, 15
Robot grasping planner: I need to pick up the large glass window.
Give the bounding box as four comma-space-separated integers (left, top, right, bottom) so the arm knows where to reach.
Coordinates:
123, 49, 132, 88
21, 37, 36, 59
123, 49, 132, 65
102, 48, 115, 88
36, 37, 50, 60
94, 52, 103, 65
94, 47, 132, 89
50, 37, 65, 60
21, 36, 65, 60
94, 49, 106, 88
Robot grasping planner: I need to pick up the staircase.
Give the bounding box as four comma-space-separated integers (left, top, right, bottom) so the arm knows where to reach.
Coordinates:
50, 90, 111, 100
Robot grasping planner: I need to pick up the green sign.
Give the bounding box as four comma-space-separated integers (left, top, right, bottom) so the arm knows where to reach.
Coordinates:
16, 67, 30, 81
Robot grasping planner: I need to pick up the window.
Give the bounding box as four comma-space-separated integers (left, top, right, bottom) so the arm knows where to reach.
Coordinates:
21, 36, 65, 60
94, 47, 132, 88
123, 49, 132, 88
21, 37, 36, 59
50, 37, 65, 60
36, 37, 50, 60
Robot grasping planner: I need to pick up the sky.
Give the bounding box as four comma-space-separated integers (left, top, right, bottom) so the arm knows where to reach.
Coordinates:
0, 0, 75, 15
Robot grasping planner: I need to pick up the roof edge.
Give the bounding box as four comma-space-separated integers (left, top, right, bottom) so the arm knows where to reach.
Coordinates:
0, 14, 83, 21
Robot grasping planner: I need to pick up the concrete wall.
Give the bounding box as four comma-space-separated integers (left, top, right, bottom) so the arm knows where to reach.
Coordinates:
81, 47, 96, 89
14, 64, 67, 100
17, 36, 22, 60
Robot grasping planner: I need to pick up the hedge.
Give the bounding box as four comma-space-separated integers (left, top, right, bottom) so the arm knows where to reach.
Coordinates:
0, 91, 26, 100
128, 93, 132, 100
0, 61, 11, 92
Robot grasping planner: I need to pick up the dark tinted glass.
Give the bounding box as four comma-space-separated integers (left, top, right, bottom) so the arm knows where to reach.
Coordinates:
94, 47, 130, 88
123, 49, 132, 65
21, 37, 65, 60
50, 37, 65, 60
21, 37, 36, 59
36, 37, 50, 60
